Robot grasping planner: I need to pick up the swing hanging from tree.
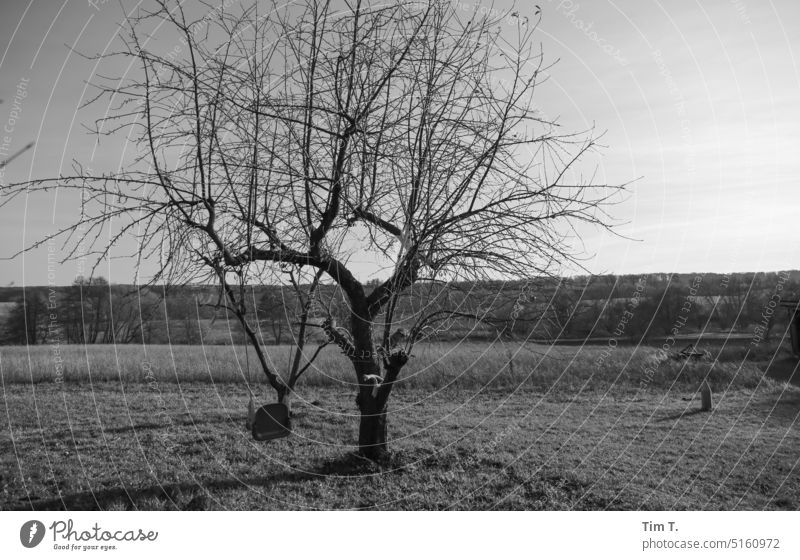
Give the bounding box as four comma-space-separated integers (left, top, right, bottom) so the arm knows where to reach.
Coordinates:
245, 353, 291, 441
243, 326, 291, 440
239, 275, 291, 442
232, 258, 333, 442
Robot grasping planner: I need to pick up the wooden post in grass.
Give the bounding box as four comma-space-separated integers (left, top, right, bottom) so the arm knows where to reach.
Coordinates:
700, 381, 713, 412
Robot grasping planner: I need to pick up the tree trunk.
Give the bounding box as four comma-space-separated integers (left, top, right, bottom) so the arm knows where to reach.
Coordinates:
357, 350, 408, 459
357, 395, 388, 460
349, 305, 391, 460
278, 390, 292, 417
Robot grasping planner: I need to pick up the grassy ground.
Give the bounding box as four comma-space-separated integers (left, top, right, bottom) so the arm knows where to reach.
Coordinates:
0, 340, 783, 390
2, 375, 799, 510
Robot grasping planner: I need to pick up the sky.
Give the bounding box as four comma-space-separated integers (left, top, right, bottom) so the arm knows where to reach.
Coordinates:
0, 0, 798, 286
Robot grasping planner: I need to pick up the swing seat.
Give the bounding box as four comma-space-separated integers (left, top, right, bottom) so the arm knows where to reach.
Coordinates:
251, 403, 291, 441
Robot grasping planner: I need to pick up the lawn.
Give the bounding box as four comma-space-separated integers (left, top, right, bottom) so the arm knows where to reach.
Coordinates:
2, 373, 799, 510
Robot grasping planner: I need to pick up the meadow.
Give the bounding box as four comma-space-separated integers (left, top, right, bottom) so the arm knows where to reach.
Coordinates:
0, 339, 784, 390
1, 341, 798, 510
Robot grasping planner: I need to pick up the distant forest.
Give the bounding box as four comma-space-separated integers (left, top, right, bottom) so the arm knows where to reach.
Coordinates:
1, 271, 798, 347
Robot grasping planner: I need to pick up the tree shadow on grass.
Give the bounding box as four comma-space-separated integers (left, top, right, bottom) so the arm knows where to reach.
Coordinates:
753, 389, 800, 421
41, 416, 240, 440
762, 358, 800, 387
14, 451, 403, 511
654, 409, 707, 423
15, 473, 315, 511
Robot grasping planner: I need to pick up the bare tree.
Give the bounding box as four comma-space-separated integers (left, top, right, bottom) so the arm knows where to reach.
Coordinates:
1, 290, 47, 345
257, 284, 298, 345
108, 286, 162, 344
0, 100, 34, 169
2, 0, 621, 459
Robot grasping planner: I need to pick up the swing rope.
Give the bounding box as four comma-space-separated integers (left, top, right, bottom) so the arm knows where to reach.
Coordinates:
245, 329, 255, 429
244, 165, 256, 430
240, 270, 256, 430
241, 171, 292, 440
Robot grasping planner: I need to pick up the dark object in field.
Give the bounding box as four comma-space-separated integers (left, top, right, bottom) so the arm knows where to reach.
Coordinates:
252, 403, 291, 441
700, 381, 713, 412
673, 344, 709, 361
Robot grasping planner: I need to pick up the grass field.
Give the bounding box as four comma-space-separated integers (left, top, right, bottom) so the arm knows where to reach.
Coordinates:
1, 342, 799, 510
0, 340, 786, 390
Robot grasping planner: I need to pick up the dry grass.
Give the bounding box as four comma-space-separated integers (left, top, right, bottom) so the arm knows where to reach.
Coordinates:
2, 382, 798, 510
1, 340, 796, 510
0, 341, 775, 393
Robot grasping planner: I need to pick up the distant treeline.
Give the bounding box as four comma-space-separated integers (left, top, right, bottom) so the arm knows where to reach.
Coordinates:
1, 271, 798, 346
